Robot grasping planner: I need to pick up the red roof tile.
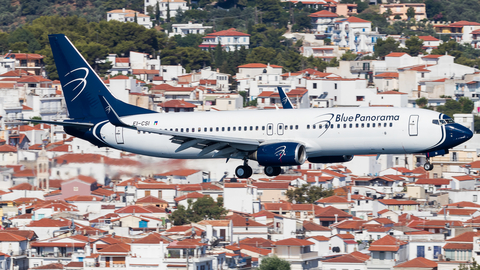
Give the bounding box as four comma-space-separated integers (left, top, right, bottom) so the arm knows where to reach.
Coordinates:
238, 63, 282, 68
345, 16, 370, 23
174, 192, 205, 202
275, 238, 314, 246
443, 243, 473, 250
310, 10, 338, 18
386, 52, 408, 57
205, 28, 250, 37
418, 36, 439, 42
379, 199, 419, 205
316, 195, 350, 203
159, 100, 197, 109
416, 178, 450, 185
374, 72, 399, 78
0, 145, 17, 152
323, 253, 369, 263
394, 257, 437, 268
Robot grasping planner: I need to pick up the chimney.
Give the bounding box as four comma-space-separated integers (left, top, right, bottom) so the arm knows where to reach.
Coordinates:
315, 176, 319, 184
334, 214, 338, 223
348, 192, 351, 202
122, 8, 125, 12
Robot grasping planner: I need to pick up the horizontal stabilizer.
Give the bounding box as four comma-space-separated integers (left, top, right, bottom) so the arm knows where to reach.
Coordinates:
17, 119, 94, 128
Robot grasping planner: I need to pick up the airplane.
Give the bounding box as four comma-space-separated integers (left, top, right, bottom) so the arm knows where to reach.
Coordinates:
21, 34, 474, 179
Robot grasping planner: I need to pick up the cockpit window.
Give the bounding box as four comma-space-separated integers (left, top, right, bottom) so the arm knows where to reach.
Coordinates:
433, 118, 455, 125
432, 119, 439, 125
445, 119, 455, 124
440, 119, 446, 125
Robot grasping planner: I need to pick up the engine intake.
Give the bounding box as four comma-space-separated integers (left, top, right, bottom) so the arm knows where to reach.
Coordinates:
308, 155, 354, 164
250, 142, 307, 166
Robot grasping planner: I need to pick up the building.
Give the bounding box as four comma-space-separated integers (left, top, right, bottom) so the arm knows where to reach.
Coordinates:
144, 0, 189, 19
329, 17, 383, 52
106, 8, 152, 28
169, 21, 213, 37
379, 3, 426, 21
199, 28, 250, 51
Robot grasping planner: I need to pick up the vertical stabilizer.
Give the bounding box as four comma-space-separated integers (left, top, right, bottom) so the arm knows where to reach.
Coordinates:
49, 34, 155, 121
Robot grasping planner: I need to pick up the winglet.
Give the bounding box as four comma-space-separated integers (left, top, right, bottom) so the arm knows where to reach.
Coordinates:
98, 95, 134, 128
278, 87, 294, 109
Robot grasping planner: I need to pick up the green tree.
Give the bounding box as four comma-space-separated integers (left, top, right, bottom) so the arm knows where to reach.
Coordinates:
374, 37, 401, 59
286, 184, 334, 204
394, 14, 401, 20
406, 7, 415, 19
436, 97, 474, 117
306, 185, 334, 203
246, 46, 277, 64
169, 205, 188, 225
474, 116, 480, 134
415, 97, 428, 108
341, 51, 357, 61
173, 34, 204, 47
166, 0, 171, 22
404, 36, 424, 56
259, 255, 291, 270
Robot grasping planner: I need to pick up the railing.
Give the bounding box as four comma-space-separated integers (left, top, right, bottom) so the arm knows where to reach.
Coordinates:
165, 253, 207, 259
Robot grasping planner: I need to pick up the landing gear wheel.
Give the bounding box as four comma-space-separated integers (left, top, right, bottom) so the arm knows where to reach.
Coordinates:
424, 162, 433, 171
236, 165, 253, 178
264, 166, 282, 177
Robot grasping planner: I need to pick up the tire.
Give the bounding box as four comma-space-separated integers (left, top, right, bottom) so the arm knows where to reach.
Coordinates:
236, 165, 253, 178
424, 162, 433, 171
265, 166, 282, 176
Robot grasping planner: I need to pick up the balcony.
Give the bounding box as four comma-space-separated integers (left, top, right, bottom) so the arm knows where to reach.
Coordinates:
40, 108, 63, 114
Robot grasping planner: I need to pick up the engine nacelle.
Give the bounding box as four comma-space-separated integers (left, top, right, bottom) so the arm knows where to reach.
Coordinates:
308, 155, 354, 164
250, 142, 307, 166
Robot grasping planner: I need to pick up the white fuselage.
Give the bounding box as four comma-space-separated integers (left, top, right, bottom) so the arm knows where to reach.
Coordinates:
93, 107, 445, 160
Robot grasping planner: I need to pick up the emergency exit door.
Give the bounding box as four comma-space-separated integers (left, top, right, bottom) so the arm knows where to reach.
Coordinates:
409, 115, 419, 136
115, 126, 124, 144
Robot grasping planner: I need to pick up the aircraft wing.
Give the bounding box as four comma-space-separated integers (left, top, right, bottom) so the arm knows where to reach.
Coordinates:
17, 119, 94, 128
98, 95, 261, 157
137, 126, 261, 155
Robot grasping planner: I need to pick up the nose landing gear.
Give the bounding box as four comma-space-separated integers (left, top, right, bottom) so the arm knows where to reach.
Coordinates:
424, 157, 434, 171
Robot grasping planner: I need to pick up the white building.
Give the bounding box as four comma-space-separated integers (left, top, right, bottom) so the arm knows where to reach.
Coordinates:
329, 17, 383, 52
144, 0, 189, 20
107, 8, 152, 28
199, 28, 250, 51
169, 21, 213, 37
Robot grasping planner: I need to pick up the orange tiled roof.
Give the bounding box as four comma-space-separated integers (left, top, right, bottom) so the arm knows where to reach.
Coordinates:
238, 63, 282, 68
385, 52, 408, 57
205, 28, 250, 37
275, 238, 313, 246
310, 10, 338, 18
394, 257, 437, 268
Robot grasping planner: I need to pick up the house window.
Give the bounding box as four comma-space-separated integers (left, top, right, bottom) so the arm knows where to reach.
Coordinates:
474, 195, 478, 202
451, 152, 457, 161
356, 96, 365, 101
334, 83, 337, 89
313, 83, 317, 89
73, 187, 78, 191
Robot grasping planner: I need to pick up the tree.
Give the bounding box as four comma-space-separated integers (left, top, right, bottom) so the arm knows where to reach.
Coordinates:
406, 7, 415, 19
436, 97, 474, 117
166, 0, 171, 22
415, 97, 428, 108
394, 14, 401, 20
286, 184, 334, 204
404, 36, 424, 56
259, 255, 291, 270
341, 50, 357, 61
374, 37, 401, 59
155, 2, 160, 22
169, 205, 188, 225
246, 47, 277, 64
168, 196, 228, 225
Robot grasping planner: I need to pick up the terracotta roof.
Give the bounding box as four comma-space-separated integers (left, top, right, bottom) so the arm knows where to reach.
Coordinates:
323, 253, 369, 263
167, 239, 207, 249
65, 262, 83, 268
197, 220, 231, 226
237, 63, 282, 68
308, 236, 329, 241
239, 237, 275, 248
17, 75, 51, 83
303, 221, 330, 231
368, 235, 407, 251
386, 52, 408, 57
65, 195, 103, 202
227, 214, 266, 227
136, 195, 169, 204
156, 169, 200, 177
309, 10, 338, 18
237, 244, 271, 256
334, 234, 355, 240
443, 243, 473, 250
345, 16, 370, 23
446, 201, 480, 208
114, 205, 153, 214
0, 232, 27, 242
0, 145, 17, 152
205, 28, 250, 37
394, 257, 437, 268
422, 54, 444, 59
374, 72, 399, 78
97, 243, 131, 253
131, 233, 164, 244
316, 195, 350, 203
31, 263, 64, 270
446, 231, 480, 242
159, 100, 197, 109
333, 220, 367, 230
418, 36, 439, 42
416, 178, 450, 185
275, 238, 313, 246
449, 21, 480, 26
174, 192, 205, 202
379, 199, 418, 205
251, 182, 290, 189
452, 175, 475, 181
7, 53, 43, 60
438, 208, 478, 216
28, 218, 71, 228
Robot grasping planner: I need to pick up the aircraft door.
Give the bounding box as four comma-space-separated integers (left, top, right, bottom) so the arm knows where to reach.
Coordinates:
409, 115, 419, 136
267, 123, 274, 136
277, 123, 284, 135
115, 126, 124, 144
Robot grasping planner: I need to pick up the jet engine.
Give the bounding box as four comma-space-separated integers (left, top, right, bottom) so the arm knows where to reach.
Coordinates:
250, 142, 307, 166
308, 155, 354, 163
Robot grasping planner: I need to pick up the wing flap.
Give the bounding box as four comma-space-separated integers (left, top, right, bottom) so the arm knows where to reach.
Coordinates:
17, 119, 94, 128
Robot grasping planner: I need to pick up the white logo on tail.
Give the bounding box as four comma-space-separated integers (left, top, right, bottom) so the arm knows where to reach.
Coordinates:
275, 145, 287, 161
64, 67, 89, 102
105, 105, 112, 114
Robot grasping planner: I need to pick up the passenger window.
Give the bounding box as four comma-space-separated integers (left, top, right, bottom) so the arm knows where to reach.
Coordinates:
262, 126, 265, 131
290, 125, 293, 129
204, 128, 207, 132
192, 128, 194, 132
372, 123, 375, 128
361, 123, 364, 128
186, 128, 189, 132
367, 123, 370, 128
378, 123, 381, 128
238, 126, 241, 130
210, 127, 213, 132
233, 127, 236, 131
343, 124, 346, 128
244, 126, 247, 131
307, 125, 310, 129
228, 127, 230, 131
216, 127, 219, 131
331, 124, 334, 129
337, 124, 340, 128
170, 128, 173, 131
198, 127, 201, 132
356, 123, 359, 128
250, 126, 253, 131
256, 126, 259, 131
349, 123, 352, 128
175, 128, 178, 132
181, 128, 184, 132
285, 126, 288, 130
390, 123, 393, 127
279, 125, 282, 130
295, 125, 299, 129
312, 125, 316, 129
268, 126, 272, 130
222, 127, 225, 131
384, 123, 387, 127
319, 125, 322, 129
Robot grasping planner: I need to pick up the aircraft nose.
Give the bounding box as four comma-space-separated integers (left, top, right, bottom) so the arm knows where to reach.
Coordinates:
449, 124, 473, 145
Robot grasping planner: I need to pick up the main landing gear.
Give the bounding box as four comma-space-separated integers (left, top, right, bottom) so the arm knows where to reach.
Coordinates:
235, 159, 253, 179
424, 158, 434, 171
264, 166, 282, 177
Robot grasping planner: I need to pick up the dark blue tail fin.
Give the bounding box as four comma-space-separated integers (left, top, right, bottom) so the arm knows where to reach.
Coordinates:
49, 34, 155, 121
277, 87, 294, 109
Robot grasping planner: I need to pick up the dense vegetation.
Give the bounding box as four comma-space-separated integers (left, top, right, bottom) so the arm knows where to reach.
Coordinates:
169, 196, 228, 225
